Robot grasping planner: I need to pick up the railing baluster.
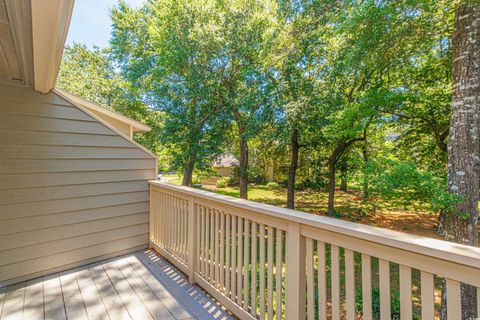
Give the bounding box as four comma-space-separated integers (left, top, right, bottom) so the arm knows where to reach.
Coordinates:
209, 208, 215, 281
399, 265, 412, 320
251, 221, 258, 317
331, 245, 340, 320
420, 271, 434, 319
345, 249, 355, 320
237, 217, 243, 305
225, 213, 231, 295
231, 215, 237, 301
306, 238, 314, 320
259, 223, 266, 320
361, 254, 372, 320
446, 279, 461, 320
267, 226, 274, 320
244, 219, 250, 310
220, 211, 225, 290
317, 241, 326, 320
275, 229, 282, 320
477, 287, 480, 318
214, 209, 220, 287
379, 259, 391, 320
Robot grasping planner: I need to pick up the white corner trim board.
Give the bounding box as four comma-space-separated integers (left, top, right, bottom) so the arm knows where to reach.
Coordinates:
31, 0, 75, 93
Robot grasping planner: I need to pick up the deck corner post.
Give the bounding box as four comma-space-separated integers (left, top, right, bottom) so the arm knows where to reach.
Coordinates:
187, 195, 197, 284
285, 221, 306, 320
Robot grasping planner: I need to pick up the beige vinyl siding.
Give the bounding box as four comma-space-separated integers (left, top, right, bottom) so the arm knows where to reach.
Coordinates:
0, 84, 156, 285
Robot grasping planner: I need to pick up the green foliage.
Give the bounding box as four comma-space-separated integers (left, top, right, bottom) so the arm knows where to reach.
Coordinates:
57, 43, 163, 155
266, 181, 280, 189
356, 287, 401, 320
216, 176, 235, 188
366, 158, 460, 212
58, 0, 457, 215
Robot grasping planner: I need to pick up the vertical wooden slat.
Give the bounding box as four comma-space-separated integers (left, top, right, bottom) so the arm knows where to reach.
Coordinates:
477, 287, 480, 319
331, 245, 340, 320
251, 221, 258, 317
195, 204, 200, 272
317, 241, 326, 320
361, 254, 372, 320
243, 219, 250, 310
399, 265, 412, 320
275, 229, 282, 320
260, 224, 266, 320
379, 259, 391, 320
173, 197, 178, 254
214, 210, 220, 286
209, 208, 215, 281
345, 249, 355, 320
446, 279, 461, 320
226, 214, 231, 295
267, 226, 274, 320
306, 238, 314, 320
420, 271, 434, 320
237, 217, 244, 305
220, 211, 225, 290
231, 215, 237, 301
201, 206, 207, 276
204, 207, 210, 278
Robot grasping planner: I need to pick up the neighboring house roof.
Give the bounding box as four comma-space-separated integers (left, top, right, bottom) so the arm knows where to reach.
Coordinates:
214, 154, 239, 167
55, 89, 151, 133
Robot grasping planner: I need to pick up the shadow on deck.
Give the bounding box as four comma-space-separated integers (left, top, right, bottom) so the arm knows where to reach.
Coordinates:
0, 250, 234, 320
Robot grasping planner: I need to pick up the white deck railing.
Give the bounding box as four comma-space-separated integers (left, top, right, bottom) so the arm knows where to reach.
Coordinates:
149, 181, 480, 320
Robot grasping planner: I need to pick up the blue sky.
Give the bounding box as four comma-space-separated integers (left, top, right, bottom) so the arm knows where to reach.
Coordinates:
66, 0, 147, 49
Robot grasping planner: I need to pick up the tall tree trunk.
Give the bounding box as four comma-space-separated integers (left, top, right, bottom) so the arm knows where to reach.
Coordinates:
182, 158, 195, 187
327, 155, 336, 217
442, 3, 480, 318
362, 142, 369, 200
339, 164, 347, 192
239, 131, 249, 199
327, 136, 366, 217
287, 128, 299, 209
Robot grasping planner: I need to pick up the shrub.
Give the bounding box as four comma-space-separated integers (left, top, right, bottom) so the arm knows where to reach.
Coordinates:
266, 181, 279, 189
216, 176, 234, 188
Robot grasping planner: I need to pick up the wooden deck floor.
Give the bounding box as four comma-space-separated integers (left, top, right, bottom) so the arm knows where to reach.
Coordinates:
0, 250, 234, 320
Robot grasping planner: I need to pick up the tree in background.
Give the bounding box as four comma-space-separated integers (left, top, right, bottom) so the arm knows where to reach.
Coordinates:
57, 43, 163, 156
110, 1, 229, 186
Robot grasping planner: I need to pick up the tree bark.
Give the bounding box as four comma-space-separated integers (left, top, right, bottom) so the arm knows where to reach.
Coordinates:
327, 136, 366, 217
442, 3, 480, 318
287, 128, 299, 209
362, 142, 369, 200
239, 130, 249, 199
182, 158, 195, 187
339, 163, 348, 192
327, 156, 336, 216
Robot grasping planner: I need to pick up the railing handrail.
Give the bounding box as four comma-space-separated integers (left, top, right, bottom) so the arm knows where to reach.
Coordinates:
150, 180, 480, 270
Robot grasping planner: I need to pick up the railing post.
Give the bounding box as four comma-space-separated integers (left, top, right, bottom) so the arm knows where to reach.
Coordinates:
187, 195, 197, 284
285, 221, 306, 320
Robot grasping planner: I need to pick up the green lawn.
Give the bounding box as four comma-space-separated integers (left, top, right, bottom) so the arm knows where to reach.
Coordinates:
163, 178, 440, 239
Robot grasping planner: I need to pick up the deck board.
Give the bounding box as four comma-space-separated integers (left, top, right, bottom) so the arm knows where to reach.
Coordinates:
23, 278, 44, 320
0, 250, 234, 320
43, 273, 66, 320
1, 282, 25, 320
